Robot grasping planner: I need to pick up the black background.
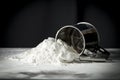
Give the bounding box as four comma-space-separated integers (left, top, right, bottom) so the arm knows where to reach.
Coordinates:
0, 0, 120, 48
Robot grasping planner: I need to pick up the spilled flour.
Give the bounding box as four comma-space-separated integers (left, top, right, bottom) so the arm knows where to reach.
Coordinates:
8, 37, 79, 65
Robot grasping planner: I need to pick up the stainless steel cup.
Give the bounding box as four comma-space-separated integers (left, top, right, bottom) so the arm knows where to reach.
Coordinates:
55, 22, 110, 59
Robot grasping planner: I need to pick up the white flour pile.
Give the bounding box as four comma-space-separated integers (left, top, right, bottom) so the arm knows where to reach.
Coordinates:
8, 37, 79, 65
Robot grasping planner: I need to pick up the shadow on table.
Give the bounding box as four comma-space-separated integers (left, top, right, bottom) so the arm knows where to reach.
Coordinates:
18, 70, 91, 79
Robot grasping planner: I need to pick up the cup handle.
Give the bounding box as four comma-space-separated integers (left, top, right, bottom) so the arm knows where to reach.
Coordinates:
93, 45, 110, 59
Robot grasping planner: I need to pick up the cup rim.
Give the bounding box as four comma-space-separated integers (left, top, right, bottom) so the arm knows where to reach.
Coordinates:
55, 25, 85, 55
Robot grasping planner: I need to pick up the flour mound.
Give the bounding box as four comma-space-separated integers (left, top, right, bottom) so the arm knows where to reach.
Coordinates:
9, 37, 79, 65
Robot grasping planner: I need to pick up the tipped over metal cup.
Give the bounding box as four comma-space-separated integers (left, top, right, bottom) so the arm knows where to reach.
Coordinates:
55, 22, 110, 59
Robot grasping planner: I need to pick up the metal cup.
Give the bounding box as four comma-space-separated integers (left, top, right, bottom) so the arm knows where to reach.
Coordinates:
55, 22, 110, 59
